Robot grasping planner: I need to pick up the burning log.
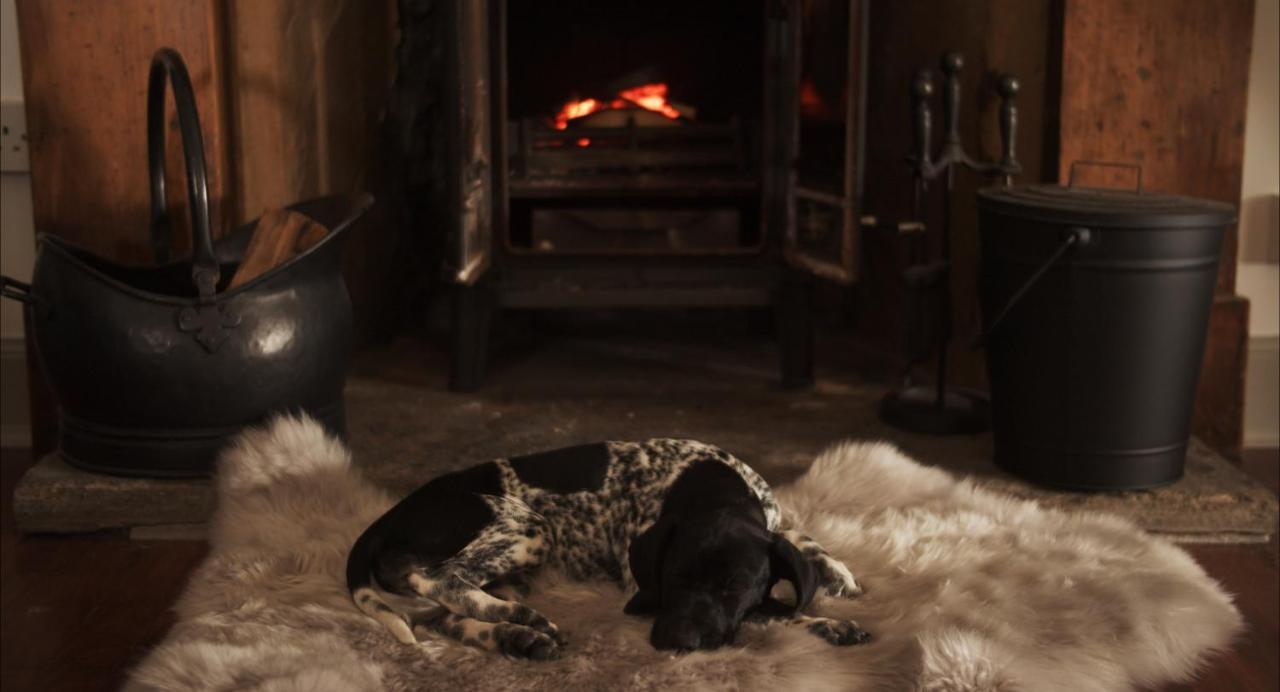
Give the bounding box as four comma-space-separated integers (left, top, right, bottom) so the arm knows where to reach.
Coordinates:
552, 81, 696, 130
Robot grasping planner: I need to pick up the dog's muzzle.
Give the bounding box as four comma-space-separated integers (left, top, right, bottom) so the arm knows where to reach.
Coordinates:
649, 598, 736, 652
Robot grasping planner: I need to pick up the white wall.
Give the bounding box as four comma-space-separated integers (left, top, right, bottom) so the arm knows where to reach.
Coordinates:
0, 0, 19, 100
1239, 0, 1279, 326
1240, 0, 1280, 256
1240, 0, 1279, 448
1, 0, 33, 445
1, 0, 35, 341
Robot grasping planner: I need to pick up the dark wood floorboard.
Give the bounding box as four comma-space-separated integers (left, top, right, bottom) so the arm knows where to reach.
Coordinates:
1, 448, 207, 692
1163, 447, 1280, 692
1, 446, 1276, 691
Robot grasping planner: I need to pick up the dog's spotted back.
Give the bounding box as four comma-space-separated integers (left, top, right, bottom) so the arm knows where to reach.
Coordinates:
496, 439, 781, 587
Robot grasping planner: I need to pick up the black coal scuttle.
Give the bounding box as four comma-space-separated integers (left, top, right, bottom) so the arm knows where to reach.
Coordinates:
0, 49, 371, 478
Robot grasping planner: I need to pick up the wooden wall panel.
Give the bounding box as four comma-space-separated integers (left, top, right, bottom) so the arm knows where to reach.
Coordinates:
224, 0, 398, 341
1058, 0, 1255, 451
225, 1, 390, 221
16, 0, 232, 262
1058, 0, 1253, 292
1194, 295, 1250, 453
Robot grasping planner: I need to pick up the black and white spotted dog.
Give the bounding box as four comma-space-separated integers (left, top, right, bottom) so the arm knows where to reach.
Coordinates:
346, 439, 868, 659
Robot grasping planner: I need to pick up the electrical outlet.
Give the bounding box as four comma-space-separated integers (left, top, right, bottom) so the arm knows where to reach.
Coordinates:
1, 100, 30, 173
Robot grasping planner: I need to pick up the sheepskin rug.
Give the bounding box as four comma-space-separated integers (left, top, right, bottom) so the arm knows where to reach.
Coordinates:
126, 416, 1242, 691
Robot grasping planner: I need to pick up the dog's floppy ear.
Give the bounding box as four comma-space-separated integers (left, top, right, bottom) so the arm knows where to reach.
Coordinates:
624, 515, 677, 615
769, 534, 818, 615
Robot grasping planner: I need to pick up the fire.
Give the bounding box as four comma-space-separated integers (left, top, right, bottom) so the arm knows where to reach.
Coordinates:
557, 98, 605, 128
616, 83, 682, 120
553, 82, 683, 130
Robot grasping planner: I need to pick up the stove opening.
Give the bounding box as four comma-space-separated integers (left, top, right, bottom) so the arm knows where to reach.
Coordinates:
503, 0, 766, 256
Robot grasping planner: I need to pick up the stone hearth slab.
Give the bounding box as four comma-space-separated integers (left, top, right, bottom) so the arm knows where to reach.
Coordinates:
12, 333, 1278, 541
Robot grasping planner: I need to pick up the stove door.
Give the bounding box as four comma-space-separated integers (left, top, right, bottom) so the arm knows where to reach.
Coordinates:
781, 0, 867, 284
447, 0, 494, 285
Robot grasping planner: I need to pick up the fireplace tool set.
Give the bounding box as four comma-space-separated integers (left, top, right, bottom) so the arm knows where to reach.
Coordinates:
878, 52, 1022, 435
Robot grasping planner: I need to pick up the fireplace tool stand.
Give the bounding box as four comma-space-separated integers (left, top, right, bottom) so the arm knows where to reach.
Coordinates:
880, 52, 1021, 435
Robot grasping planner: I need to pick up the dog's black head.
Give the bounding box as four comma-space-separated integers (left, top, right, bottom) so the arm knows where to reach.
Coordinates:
624, 512, 818, 652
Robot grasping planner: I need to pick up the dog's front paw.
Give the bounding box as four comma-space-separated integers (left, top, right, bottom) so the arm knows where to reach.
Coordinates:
807, 617, 871, 646
493, 623, 562, 660
824, 575, 863, 599
818, 557, 863, 599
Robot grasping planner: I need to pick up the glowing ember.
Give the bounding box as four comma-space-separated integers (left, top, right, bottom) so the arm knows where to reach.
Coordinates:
576, 137, 591, 147
799, 79, 837, 119
553, 82, 683, 130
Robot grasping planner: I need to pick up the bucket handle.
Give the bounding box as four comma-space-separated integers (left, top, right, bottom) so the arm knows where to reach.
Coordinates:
0, 275, 51, 316
147, 48, 219, 301
1068, 160, 1143, 193
974, 226, 1092, 348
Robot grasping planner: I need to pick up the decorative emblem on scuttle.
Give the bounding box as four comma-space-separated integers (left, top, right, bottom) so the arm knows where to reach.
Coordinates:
177, 303, 242, 353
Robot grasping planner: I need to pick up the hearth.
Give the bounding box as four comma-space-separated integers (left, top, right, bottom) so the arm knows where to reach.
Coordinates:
423, 0, 870, 389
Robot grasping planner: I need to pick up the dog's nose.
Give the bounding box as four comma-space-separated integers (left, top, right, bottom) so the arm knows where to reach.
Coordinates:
650, 620, 702, 652
650, 619, 738, 651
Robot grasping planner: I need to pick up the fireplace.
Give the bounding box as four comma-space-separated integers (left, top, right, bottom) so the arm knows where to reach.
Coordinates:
504, 1, 764, 259
430, 0, 869, 389
509, 78, 760, 256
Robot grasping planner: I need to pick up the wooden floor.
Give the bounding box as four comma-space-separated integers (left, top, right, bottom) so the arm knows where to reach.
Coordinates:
1, 447, 1276, 692
0, 448, 206, 691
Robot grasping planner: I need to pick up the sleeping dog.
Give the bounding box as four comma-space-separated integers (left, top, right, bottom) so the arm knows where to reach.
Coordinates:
346, 439, 869, 659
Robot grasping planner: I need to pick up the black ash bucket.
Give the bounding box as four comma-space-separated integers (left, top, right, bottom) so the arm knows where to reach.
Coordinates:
976, 168, 1235, 490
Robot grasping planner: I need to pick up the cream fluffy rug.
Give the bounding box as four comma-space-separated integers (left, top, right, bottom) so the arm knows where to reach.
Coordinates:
126, 416, 1242, 691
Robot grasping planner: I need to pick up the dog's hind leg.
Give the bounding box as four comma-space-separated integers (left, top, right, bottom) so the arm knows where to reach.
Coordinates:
779, 529, 863, 598
373, 564, 560, 659
408, 571, 566, 652
416, 610, 560, 660
408, 496, 567, 650
484, 572, 532, 602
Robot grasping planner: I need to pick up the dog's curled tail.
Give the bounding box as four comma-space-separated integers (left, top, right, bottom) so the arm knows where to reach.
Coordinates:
346, 525, 416, 644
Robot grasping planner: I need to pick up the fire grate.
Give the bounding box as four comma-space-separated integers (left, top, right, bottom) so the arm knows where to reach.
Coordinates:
512, 117, 747, 179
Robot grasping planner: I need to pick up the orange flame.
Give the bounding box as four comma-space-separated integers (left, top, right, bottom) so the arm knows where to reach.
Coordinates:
555, 97, 606, 129
553, 82, 682, 130
616, 83, 682, 120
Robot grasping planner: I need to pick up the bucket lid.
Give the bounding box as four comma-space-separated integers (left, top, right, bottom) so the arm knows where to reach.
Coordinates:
977, 185, 1236, 229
